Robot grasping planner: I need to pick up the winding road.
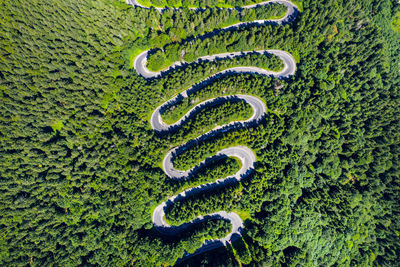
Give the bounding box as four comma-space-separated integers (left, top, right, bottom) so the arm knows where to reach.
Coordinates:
129, 0, 299, 260
134, 50, 296, 79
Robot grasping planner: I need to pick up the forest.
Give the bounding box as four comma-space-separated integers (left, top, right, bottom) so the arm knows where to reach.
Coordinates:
0, 0, 399, 266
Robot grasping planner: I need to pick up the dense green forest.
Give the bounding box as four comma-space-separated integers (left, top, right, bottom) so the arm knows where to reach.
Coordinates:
0, 0, 399, 266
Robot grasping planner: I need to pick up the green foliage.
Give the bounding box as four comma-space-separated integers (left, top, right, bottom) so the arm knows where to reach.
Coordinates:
141, 2, 287, 67
173, 157, 241, 191
50, 120, 64, 133
162, 99, 253, 126
147, 49, 169, 71
392, 11, 400, 33
0, 0, 399, 266
232, 237, 252, 264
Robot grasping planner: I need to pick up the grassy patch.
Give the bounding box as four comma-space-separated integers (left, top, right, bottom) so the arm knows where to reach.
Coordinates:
136, 0, 156, 7
126, 47, 145, 68
392, 11, 400, 34
291, 0, 303, 12
233, 209, 252, 221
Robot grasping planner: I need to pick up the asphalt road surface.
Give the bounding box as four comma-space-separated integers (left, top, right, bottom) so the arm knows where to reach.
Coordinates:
129, 0, 299, 260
